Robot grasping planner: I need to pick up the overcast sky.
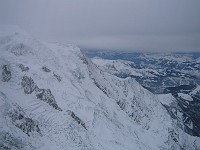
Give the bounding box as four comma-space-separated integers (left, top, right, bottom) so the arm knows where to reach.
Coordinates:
0, 0, 200, 52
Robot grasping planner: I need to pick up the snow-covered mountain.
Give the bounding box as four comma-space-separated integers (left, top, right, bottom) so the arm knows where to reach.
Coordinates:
90, 53, 200, 94
91, 53, 200, 138
0, 27, 200, 150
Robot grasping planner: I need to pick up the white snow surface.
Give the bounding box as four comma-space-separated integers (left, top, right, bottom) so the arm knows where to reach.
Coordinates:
0, 26, 200, 150
178, 93, 193, 101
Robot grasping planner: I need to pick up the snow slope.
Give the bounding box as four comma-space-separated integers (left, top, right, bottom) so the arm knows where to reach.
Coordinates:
0, 27, 199, 150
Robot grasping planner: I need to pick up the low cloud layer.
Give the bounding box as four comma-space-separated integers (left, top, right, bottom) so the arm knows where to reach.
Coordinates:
0, 0, 200, 52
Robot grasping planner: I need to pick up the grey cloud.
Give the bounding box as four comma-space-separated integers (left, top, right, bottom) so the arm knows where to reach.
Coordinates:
0, 0, 200, 52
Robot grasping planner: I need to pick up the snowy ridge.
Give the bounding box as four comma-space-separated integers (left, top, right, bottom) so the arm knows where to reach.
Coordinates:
92, 58, 142, 77
0, 28, 200, 149
92, 57, 160, 78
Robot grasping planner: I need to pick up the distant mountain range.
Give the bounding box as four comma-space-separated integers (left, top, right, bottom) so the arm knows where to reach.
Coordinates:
83, 50, 200, 94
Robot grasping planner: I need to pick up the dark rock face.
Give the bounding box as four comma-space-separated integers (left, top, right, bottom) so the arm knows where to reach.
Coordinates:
53, 72, 62, 82
67, 110, 87, 130
42, 66, 51, 72
2, 65, 11, 82
167, 128, 180, 149
21, 75, 62, 111
0, 132, 24, 150
21, 76, 37, 94
168, 128, 179, 144
93, 79, 108, 96
117, 100, 126, 110
35, 88, 62, 111
19, 64, 29, 72
8, 106, 42, 136
79, 54, 89, 65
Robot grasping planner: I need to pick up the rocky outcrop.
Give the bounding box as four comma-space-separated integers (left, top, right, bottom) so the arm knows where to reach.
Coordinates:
21, 75, 62, 111
67, 110, 87, 130
8, 105, 42, 136
19, 64, 29, 72
42, 66, 51, 72
21, 76, 37, 94
53, 72, 62, 82
2, 65, 11, 82
0, 132, 24, 150
35, 88, 62, 111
